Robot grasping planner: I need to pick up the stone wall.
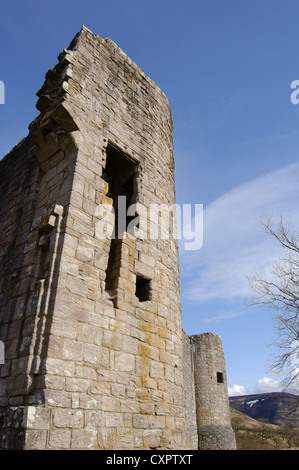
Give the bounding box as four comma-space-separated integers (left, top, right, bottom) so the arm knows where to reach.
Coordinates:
0, 26, 235, 450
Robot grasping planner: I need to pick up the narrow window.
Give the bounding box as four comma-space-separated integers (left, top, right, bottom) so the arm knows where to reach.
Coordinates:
135, 275, 151, 302
104, 144, 137, 293
217, 372, 224, 383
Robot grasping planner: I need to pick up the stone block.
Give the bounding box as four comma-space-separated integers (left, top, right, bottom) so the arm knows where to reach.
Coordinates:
114, 351, 135, 373
65, 377, 89, 392
143, 429, 162, 449
77, 323, 102, 345
45, 358, 75, 377
50, 317, 77, 340
62, 339, 84, 361
133, 414, 148, 429
84, 345, 109, 367
48, 429, 71, 449
23, 430, 47, 450
120, 399, 139, 414
53, 409, 84, 429
105, 412, 124, 427
149, 360, 164, 379
76, 243, 94, 262
97, 428, 116, 450
103, 329, 123, 350
24, 406, 50, 430
102, 396, 120, 412
89, 381, 110, 395
110, 383, 126, 397
71, 428, 97, 449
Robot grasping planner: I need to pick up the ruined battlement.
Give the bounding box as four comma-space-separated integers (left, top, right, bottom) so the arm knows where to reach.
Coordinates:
0, 26, 235, 450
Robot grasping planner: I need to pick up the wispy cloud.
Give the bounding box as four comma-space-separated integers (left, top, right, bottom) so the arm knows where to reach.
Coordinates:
202, 309, 248, 323
229, 130, 299, 148
179, 162, 299, 303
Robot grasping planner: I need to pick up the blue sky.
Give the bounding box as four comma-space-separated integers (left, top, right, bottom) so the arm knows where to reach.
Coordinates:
1, 0, 299, 396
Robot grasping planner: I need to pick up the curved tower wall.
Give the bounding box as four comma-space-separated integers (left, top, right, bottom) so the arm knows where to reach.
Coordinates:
191, 333, 236, 450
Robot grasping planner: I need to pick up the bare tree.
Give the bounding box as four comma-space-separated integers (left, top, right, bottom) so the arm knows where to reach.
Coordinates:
248, 215, 299, 394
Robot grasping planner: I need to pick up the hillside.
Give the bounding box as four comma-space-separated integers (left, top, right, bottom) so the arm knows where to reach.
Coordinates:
229, 392, 299, 427
229, 393, 299, 450
230, 409, 299, 450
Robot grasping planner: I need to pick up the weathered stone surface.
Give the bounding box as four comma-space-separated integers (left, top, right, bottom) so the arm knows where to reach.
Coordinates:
48, 429, 71, 449
53, 408, 84, 428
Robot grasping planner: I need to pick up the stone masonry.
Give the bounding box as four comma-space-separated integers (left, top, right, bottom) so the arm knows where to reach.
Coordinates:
0, 26, 235, 450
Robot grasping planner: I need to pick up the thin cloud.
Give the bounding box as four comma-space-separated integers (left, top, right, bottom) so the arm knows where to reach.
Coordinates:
228, 130, 299, 148
180, 162, 299, 303
202, 309, 248, 323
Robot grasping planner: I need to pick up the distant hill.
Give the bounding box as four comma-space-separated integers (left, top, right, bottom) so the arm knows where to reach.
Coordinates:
229, 392, 299, 428
230, 408, 299, 450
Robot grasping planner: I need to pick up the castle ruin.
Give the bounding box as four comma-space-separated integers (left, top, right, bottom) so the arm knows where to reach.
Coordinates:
0, 26, 236, 450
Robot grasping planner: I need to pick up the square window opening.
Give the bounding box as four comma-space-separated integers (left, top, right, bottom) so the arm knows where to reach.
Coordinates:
217, 372, 224, 384
135, 276, 151, 302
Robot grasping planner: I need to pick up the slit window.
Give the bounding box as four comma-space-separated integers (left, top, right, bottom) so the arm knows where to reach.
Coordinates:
217, 372, 224, 383
103, 144, 137, 293
135, 276, 151, 302
103, 144, 137, 238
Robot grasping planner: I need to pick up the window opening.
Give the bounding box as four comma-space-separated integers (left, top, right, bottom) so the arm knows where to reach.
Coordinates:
217, 372, 224, 383
135, 275, 151, 302
104, 145, 137, 293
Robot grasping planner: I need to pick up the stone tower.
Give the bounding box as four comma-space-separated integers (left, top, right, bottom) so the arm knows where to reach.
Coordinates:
0, 26, 235, 450
191, 333, 236, 450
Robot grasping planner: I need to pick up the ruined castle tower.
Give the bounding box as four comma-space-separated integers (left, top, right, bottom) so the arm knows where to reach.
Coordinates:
0, 26, 235, 450
191, 333, 236, 450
